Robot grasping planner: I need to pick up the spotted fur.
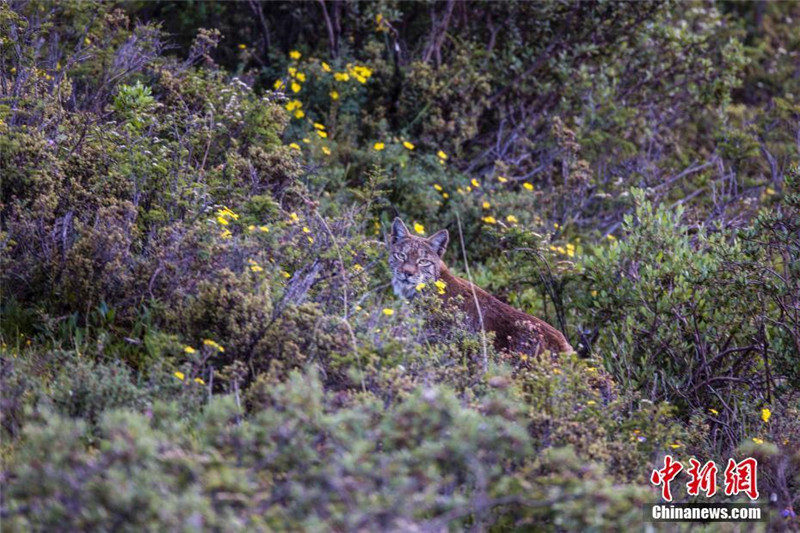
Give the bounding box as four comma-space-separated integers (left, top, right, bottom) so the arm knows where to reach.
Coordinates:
388, 217, 573, 356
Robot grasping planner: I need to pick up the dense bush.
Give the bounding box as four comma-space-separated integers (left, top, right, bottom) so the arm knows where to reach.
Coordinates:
1, 1, 799, 530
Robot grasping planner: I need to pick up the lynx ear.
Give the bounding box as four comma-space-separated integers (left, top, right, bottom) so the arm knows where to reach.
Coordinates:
391, 218, 410, 243
428, 229, 449, 257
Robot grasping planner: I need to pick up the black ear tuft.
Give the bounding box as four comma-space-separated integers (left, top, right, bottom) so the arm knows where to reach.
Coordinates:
428, 229, 449, 257
391, 218, 410, 243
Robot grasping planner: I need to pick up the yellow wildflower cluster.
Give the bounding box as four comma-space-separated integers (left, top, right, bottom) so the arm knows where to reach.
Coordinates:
549, 242, 576, 257
382, 308, 394, 316
413, 222, 425, 235
248, 258, 264, 273
286, 99, 304, 119
434, 280, 447, 294
215, 206, 239, 226
203, 339, 225, 352
344, 64, 373, 84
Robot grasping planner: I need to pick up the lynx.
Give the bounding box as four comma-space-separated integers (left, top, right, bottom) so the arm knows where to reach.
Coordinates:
388, 217, 573, 356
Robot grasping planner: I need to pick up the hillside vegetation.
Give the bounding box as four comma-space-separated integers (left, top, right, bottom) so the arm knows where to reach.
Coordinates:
1, 1, 799, 530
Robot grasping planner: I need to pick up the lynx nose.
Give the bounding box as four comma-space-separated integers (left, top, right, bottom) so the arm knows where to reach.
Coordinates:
401, 265, 416, 277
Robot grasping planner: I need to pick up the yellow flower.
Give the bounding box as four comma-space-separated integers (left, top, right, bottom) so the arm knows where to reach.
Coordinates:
506, 215, 518, 224
437, 150, 448, 160
184, 346, 197, 354
259, 225, 269, 232
382, 308, 394, 316
442, 193, 449, 199
296, 72, 306, 82
765, 187, 776, 196
282, 271, 291, 278
248, 225, 256, 231
294, 109, 305, 119
709, 408, 719, 415
434, 280, 447, 294
353, 263, 363, 272
586, 367, 597, 372
288, 67, 297, 77
285, 99, 302, 111
415, 282, 426, 291
322, 62, 332, 72
482, 216, 497, 224
670, 443, 682, 449
173, 371, 185, 381
761, 408, 771, 423
403, 141, 415, 150
317, 130, 328, 138
373, 142, 385, 151
482, 201, 490, 209
330, 90, 339, 100
413, 222, 425, 234
607, 234, 616, 241
302, 226, 311, 233
303, 138, 311, 143
290, 212, 300, 222
471, 178, 480, 188
313, 122, 325, 130
220, 229, 232, 239
194, 377, 205, 385
203, 339, 225, 352
291, 81, 301, 93
590, 290, 598, 297
84, 37, 91, 45
587, 400, 597, 406
523, 182, 534, 190
433, 184, 443, 191
217, 216, 229, 225
238, 44, 246, 50
334, 72, 350, 82
289, 142, 301, 150
752, 437, 764, 444
273, 79, 285, 90
322, 146, 331, 155
498, 176, 508, 183
289, 50, 301, 60
250, 264, 263, 272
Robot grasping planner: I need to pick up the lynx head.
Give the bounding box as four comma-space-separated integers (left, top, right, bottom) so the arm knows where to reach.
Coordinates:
388, 218, 449, 299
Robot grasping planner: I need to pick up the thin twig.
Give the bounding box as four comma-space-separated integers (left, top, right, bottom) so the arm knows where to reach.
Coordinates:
455, 212, 488, 373
314, 210, 365, 393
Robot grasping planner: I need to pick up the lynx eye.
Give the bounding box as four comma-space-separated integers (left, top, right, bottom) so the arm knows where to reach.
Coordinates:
393, 252, 406, 261
418, 259, 432, 266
